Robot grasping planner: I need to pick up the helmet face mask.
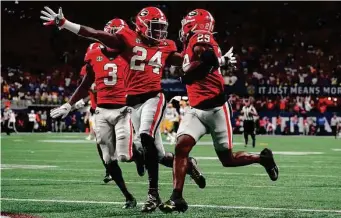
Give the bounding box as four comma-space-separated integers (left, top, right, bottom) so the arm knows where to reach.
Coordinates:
136, 7, 168, 41
148, 20, 168, 40
179, 18, 196, 42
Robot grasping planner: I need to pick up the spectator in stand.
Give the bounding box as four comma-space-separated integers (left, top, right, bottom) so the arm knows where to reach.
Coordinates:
330, 113, 340, 139
41, 110, 47, 132
28, 110, 36, 132
291, 115, 299, 135
317, 116, 326, 135
275, 116, 282, 135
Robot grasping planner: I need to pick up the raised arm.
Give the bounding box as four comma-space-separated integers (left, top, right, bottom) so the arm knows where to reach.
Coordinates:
40, 7, 123, 49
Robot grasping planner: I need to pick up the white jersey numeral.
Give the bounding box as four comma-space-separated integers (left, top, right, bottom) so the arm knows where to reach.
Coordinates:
148, 51, 162, 74
103, 63, 118, 86
197, 34, 210, 42
182, 54, 190, 71
130, 46, 163, 74
131, 46, 147, 71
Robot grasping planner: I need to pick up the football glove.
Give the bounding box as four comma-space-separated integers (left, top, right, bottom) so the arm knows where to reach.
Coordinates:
40, 6, 66, 29
74, 99, 86, 110
223, 47, 237, 66
50, 103, 72, 119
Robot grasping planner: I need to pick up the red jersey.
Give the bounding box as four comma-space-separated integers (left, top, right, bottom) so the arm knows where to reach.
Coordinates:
182, 32, 225, 107
84, 47, 128, 105
116, 28, 177, 95
80, 43, 103, 109
80, 43, 103, 76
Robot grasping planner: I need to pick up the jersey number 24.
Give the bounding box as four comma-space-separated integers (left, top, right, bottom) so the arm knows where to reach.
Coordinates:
130, 46, 162, 74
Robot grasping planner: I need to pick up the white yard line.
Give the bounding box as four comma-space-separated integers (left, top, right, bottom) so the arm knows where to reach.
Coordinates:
332, 149, 341, 151
1, 198, 340, 213
1, 166, 340, 178
2, 178, 341, 190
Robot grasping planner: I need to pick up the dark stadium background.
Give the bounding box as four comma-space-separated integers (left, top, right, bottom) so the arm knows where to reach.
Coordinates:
1, 1, 341, 134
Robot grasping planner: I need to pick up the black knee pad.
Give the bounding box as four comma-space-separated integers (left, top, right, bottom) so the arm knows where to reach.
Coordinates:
140, 133, 155, 149
159, 152, 174, 168
140, 133, 158, 161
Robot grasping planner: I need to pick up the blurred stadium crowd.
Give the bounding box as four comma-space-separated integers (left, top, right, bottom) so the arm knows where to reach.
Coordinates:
1, 2, 340, 135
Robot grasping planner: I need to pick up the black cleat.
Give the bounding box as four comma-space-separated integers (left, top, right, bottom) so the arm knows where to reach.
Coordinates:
123, 197, 137, 209
103, 174, 112, 184
260, 148, 279, 181
133, 146, 145, 177
159, 198, 188, 213
141, 193, 161, 213
187, 157, 206, 189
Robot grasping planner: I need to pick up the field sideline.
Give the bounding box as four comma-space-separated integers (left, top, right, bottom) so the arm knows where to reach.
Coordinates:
1, 133, 341, 217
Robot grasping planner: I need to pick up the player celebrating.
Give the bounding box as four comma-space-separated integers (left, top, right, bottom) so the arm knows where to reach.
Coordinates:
159, 9, 279, 213
50, 18, 144, 209
75, 41, 112, 183
41, 6, 205, 212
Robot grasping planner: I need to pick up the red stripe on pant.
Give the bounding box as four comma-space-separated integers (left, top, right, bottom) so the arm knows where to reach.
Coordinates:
149, 94, 164, 137
129, 119, 133, 159
222, 103, 233, 149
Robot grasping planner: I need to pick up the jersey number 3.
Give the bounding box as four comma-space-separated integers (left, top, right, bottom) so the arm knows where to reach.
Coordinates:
103, 63, 117, 86
130, 46, 162, 74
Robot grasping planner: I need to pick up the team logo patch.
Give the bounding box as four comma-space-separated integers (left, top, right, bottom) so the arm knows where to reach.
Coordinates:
96, 56, 103, 61
139, 9, 149, 17
136, 38, 141, 43
188, 10, 198, 17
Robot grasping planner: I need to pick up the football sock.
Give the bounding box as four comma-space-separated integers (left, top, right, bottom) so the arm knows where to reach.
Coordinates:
108, 160, 133, 200
170, 189, 183, 200
141, 133, 159, 191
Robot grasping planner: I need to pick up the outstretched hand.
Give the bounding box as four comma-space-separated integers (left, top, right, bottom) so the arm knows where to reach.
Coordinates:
40, 6, 66, 29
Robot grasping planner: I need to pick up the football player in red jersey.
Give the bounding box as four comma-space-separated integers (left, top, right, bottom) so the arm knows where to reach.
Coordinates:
74, 21, 128, 185
74, 41, 110, 183
50, 19, 144, 209
159, 9, 279, 213
41, 6, 206, 212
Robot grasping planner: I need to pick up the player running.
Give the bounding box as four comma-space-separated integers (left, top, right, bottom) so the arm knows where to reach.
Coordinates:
159, 9, 279, 213
50, 18, 145, 209
41, 6, 205, 212
75, 41, 111, 183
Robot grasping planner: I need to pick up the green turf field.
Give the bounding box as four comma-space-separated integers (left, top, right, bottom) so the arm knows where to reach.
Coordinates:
1, 133, 341, 217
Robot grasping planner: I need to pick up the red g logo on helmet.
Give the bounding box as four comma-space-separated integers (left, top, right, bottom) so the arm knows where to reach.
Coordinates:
135, 7, 168, 41
179, 9, 215, 42
139, 9, 149, 17
188, 10, 198, 17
